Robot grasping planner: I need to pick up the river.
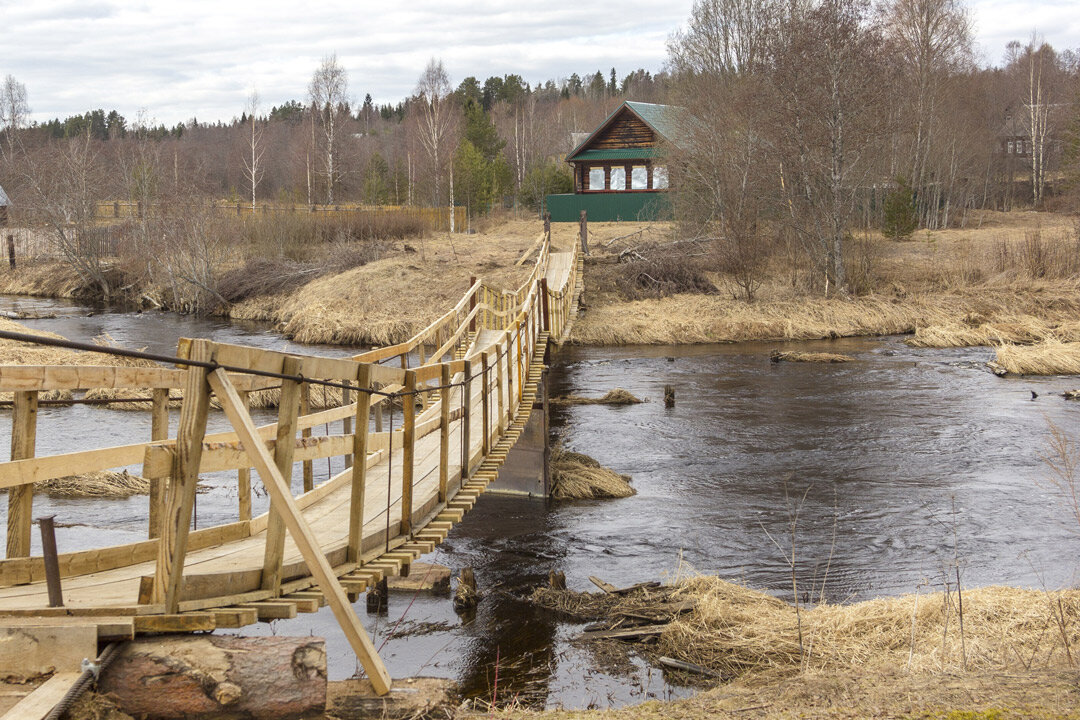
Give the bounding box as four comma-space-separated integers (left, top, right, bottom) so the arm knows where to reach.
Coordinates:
2, 295, 1079, 709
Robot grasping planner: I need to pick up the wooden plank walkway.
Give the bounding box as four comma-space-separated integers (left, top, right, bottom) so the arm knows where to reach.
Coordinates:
0, 232, 578, 698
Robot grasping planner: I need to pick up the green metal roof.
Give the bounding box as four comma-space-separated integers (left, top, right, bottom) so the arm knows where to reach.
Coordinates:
571, 148, 660, 161
624, 102, 682, 145
566, 101, 685, 162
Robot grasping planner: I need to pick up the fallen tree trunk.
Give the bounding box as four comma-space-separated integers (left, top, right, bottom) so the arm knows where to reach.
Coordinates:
98, 635, 326, 719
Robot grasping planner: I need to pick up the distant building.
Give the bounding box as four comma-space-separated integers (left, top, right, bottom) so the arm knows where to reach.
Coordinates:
0, 183, 10, 226
546, 101, 684, 222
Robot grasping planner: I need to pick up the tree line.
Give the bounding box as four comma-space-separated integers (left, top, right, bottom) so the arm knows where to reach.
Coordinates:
667, 0, 1080, 297
0, 60, 668, 224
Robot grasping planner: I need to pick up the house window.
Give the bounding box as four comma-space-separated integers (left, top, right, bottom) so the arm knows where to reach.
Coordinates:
631, 166, 648, 190
588, 167, 605, 191
653, 166, 669, 189
1007, 140, 1014, 154
610, 166, 626, 191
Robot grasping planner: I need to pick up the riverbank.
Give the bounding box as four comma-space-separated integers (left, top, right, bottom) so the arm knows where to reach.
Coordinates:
2, 211, 1076, 351
474, 574, 1080, 720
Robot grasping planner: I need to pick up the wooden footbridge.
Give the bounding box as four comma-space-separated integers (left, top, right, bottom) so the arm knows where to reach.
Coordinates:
0, 235, 582, 696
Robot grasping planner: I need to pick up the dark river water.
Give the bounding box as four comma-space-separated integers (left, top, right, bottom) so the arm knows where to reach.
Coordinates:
3, 295, 1080, 709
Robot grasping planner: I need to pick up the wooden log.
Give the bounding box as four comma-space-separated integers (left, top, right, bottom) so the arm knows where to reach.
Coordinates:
99, 635, 327, 719
152, 340, 212, 613
263, 356, 302, 593
347, 365, 371, 564
207, 369, 391, 695
588, 575, 618, 594
6, 390, 38, 558
580, 624, 670, 641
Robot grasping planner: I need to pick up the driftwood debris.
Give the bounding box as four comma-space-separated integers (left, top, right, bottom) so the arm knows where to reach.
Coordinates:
98, 635, 326, 720
658, 656, 723, 678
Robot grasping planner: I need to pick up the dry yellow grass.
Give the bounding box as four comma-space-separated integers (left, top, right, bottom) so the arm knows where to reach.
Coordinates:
34, 470, 150, 497
994, 340, 1080, 376
770, 350, 854, 363
550, 448, 635, 500
551, 389, 644, 406
488, 576, 1080, 720
231, 220, 557, 345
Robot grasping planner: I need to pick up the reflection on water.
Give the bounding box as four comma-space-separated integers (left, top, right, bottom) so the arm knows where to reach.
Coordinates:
3, 296, 1080, 709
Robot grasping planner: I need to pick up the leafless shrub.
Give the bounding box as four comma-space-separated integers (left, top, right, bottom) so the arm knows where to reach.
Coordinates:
216, 258, 321, 303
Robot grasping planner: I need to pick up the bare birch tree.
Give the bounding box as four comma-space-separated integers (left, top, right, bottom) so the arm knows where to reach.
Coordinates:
413, 58, 457, 207
308, 54, 348, 204
0, 75, 30, 162
242, 90, 265, 211
884, 0, 972, 226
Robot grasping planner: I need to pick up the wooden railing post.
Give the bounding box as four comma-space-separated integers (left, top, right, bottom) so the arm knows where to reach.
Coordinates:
515, 321, 524, 410
540, 278, 551, 334
147, 388, 169, 539
300, 382, 314, 493
151, 339, 212, 612
496, 340, 506, 433
439, 364, 450, 503
468, 276, 477, 333
481, 352, 490, 457
347, 365, 371, 564
462, 360, 472, 476
262, 356, 302, 592
342, 385, 353, 470
5, 390, 38, 558
401, 370, 417, 536
237, 390, 252, 522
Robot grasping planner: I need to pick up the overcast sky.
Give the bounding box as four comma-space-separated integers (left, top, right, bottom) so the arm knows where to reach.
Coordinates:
2, 0, 1078, 127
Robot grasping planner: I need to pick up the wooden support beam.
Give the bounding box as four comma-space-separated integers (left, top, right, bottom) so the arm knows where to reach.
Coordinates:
263, 356, 302, 593
347, 364, 371, 564
237, 390, 252, 522
151, 340, 212, 613
5, 391, 38, 558
496, 340, 506, 433
438, 363, 450, 503
401, 370, 416, 536
134, 613, 216, 634
207, 368, 392, 696
238, 601, 298, 620
147, 388, 169, 539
